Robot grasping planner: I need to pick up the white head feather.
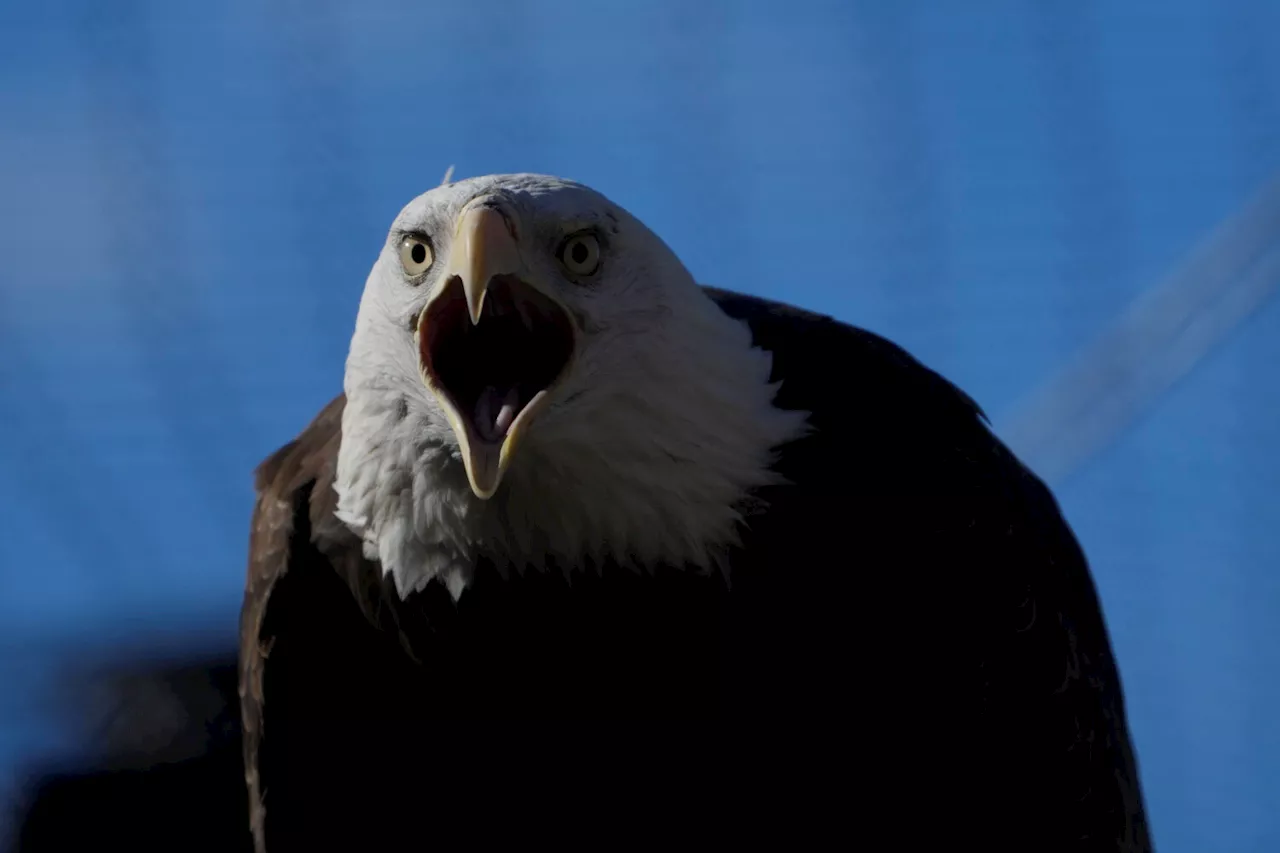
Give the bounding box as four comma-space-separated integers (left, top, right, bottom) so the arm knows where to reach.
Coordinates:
333, 174, 808, 600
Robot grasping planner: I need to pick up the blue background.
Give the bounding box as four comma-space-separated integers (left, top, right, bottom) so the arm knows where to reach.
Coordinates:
1, 2, 1278, 850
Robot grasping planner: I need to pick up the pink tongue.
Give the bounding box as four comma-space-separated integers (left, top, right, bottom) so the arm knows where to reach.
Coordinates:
473, 386, 520, 443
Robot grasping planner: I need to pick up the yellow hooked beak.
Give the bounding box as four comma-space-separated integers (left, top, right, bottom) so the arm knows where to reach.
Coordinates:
448, 203, 522, 326
416, 199, 577, 500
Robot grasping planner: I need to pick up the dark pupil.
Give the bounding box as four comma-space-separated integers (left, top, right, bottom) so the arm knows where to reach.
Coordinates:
570, 241, 589, 265
411, 243, 427, 265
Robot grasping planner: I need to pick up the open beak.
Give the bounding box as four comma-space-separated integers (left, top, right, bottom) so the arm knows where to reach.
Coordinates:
416, 199, 577, 499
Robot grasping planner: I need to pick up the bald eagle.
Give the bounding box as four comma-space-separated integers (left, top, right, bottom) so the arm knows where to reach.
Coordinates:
240, 174, 1152, 852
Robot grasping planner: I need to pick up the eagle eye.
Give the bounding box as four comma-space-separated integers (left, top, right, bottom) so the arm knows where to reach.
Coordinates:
399, 234, 434, 279
557, 233, 601, 276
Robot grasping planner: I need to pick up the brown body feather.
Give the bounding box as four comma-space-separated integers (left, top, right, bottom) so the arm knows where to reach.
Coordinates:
240, 289, 1153, 852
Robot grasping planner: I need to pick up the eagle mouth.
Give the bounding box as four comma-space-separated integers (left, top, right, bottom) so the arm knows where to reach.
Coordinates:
419, 274, 576, 448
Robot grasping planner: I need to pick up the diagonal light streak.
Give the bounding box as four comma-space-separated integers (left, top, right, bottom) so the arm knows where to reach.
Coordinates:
997, 174, 1280, 486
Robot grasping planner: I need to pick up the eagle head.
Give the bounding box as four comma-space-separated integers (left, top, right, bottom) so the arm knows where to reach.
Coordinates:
333, 174, 806, 599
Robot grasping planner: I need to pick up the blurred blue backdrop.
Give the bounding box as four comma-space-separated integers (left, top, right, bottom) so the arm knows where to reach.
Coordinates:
1, 1, 1278, 850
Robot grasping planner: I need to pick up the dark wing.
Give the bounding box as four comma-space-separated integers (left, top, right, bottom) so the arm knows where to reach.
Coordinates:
238, 394, 346, 853
704, 286, 1153, 851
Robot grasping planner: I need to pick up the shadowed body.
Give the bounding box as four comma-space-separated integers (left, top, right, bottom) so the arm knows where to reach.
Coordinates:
243, 287, 1152, 852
